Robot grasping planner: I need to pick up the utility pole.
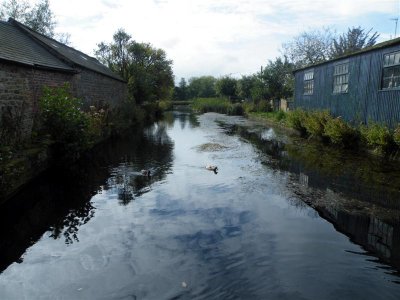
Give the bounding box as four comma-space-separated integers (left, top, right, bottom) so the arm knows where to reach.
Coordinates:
391, 18, 399, 38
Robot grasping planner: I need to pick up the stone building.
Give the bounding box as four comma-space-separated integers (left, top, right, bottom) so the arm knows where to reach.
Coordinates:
0, 18, 127, 143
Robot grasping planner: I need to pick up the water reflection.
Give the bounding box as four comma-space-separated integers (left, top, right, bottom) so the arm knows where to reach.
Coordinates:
0, 120, 174, 272
221, 121, 400, 275
1, 111, 400, 299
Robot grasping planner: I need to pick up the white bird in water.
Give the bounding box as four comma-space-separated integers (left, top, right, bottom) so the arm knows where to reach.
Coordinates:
205, 165, 218, 174
141, 169, 151, 176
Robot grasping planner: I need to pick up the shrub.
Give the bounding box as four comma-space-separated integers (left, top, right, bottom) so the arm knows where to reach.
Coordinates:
256, 100, 272, 112
275, 110, 286, 122
191, 98, 230, 114
285, 109, 308, 136
39, 83, 89, 152
394, 124, 400, 146
324, 116, 359, 148
303, 110, 330, 138
158, 100, 173, 112
360, 122, 394, 153
228, 103, 244, 116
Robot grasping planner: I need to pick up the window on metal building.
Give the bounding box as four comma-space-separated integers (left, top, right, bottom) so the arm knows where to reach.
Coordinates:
303, 70, 314, 95
333, 62, 349, 94
382, 51, 400, 89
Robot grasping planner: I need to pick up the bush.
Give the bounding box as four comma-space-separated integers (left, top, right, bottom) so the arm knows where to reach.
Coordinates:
303, 110, 330, 139
191, 98, 231, 114
394, 124, 400, 146
275, 110, 286, 122
158, 100, 173, 112
39, 83, 89, 152
228, 103, 244, 116
285, 109, 308, 136
324, 116, 359, 148
256, 100, 272, 112
360, 122, 394, 153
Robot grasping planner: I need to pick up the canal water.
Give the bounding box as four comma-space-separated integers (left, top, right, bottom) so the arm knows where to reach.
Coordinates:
0, 111, 400, 299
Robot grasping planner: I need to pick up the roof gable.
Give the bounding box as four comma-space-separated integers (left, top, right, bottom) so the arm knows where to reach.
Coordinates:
0, 20, 74, 72
1, 18, 124, 82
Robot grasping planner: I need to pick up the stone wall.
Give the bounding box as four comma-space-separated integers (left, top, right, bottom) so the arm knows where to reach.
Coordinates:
0, 61, 74, 144
0, 61, 127, 144
73, 68, 127, 109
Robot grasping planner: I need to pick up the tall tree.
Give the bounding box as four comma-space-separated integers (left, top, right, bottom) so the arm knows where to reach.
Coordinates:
330, 27, 379, 58
236, 75, 257, 100
25, 0, 55, 37
174, 78, 188, 100
281, 27, 335, 68
262, 57, 295, 100
0, 0, 68, 43
215, 76, 237, 99
95, 30, 174, 103
187, 76, 217, 98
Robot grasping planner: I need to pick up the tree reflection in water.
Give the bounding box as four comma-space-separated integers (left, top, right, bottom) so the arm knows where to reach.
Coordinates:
0, 114, 178, 272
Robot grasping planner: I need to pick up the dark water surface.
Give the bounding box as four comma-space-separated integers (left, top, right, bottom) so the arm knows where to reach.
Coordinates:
1, 111, 400, 299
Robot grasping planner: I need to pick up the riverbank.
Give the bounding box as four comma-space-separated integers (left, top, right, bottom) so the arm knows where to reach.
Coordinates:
0, 93, 171, 202
190, 97, 400, 160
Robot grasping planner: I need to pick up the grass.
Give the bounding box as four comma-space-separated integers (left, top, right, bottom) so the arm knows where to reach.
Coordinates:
191, 98, 244, 115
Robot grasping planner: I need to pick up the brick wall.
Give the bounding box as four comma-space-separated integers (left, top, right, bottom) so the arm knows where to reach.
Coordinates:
0, 61, 127, 144
73, 68, 127, 109
0, 61, 74, 144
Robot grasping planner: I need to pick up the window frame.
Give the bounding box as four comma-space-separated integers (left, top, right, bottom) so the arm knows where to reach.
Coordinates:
333, 61, 349, 94
303, 69, 314, 95
381, 51, 400, 90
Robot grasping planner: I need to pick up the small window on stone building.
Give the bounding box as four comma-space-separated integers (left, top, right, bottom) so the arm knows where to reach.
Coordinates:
333, 62, 349, 94
303, 69, 314, 95
382, 51, 400, 89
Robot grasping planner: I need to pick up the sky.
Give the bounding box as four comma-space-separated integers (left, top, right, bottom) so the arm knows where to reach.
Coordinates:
31, 1, 400, 82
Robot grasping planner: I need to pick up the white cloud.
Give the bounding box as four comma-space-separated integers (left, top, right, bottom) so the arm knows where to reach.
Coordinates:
42, 0, 399, 81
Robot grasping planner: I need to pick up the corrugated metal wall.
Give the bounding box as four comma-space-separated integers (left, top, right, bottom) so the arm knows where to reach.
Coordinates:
294, 44, 400, 127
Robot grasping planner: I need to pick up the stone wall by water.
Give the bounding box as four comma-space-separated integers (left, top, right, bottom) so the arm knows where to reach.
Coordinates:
0, 61, 127, 144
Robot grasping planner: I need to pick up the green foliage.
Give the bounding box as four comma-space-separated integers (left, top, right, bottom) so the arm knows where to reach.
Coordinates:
109, 98, 145, 131
174, 78, 188, 101
191, 98, 231, 114
95, 29, 174, 104
158, 100, 173, 111
0, 0, 71, 42
394, 124, 400, 146
286, 109, 309, 136
215, 76, 238, 99
303, 110, 330, 138
256, 100, 272, 112
227, 103, 244, 116
331, 27, 379, 58
39, 84, 90, 153
187, 76, 217, 98
237, 75, 257, 100
324, 116, 359, 148
360, 122, 394, 154
261, 57, 295, 99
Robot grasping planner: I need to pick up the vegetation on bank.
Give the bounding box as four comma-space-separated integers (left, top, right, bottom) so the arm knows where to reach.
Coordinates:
190, 97, 400, 156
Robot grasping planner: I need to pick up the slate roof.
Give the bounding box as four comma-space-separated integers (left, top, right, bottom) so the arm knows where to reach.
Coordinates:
0, 20, 74, 72
1, 18, 124, 82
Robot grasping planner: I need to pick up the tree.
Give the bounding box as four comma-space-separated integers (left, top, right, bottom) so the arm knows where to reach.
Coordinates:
0, 0, 69, 43
215, 76, 237, 99
330, 27, 379, 58
95, 29, 174, 104
187, 76, 217, 98
281, 27, 336, 68
262, 57, 295, 100
236, 75, 257, 100
174, 78, 188, 100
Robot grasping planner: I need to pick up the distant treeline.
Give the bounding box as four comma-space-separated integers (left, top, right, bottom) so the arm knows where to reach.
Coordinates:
174, 26, 380, 103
